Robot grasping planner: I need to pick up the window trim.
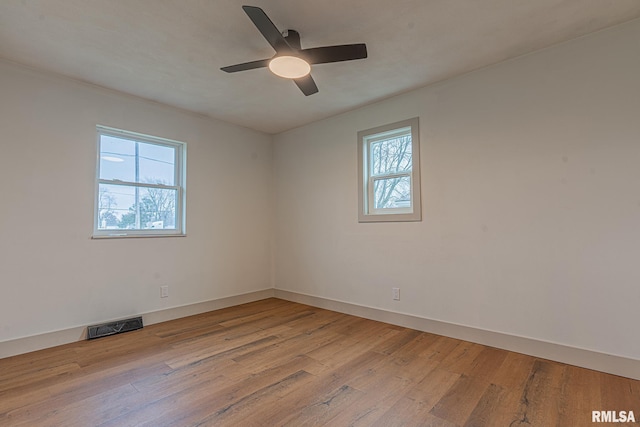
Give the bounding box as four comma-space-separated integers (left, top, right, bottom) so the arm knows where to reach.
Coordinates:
93, 125, 187, 238
358, 117, 421, 223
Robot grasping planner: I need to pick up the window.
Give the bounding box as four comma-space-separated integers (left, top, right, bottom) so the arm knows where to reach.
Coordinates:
358, 117, 421, 222
94, 126, 186, 237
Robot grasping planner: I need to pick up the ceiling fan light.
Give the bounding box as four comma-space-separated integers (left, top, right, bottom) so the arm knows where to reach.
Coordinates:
268, 56, 311, 79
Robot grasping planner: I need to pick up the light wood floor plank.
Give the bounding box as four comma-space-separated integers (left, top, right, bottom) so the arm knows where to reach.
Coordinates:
1, 298, 638, 426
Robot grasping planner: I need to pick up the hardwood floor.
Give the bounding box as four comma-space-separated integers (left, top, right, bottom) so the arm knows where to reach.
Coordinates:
1, 298, 638, 426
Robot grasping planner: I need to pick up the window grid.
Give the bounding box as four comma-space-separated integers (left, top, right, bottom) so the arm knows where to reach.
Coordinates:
366, 127, 413, 215
358, 118, 421, 223
94, 126, 186, 238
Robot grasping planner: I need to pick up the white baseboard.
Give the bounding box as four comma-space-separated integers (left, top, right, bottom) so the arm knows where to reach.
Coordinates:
3, 287, 638, 380
274, 289, 640, 380
0, 289, 275, 359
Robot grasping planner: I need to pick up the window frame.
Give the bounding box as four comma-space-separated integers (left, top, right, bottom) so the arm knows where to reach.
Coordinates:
357, 117, 421, 223
93, 125, 187, 238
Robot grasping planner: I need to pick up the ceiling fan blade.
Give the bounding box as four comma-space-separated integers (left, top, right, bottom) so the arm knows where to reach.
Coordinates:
293, 74, 319, 96
301, 44, 368, 65
220, 58, 271, 73
242, 6, 292, 54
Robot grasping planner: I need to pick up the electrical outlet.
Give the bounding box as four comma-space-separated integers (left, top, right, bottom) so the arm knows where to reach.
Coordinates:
160, 285, 169, 298
392, 287, 400, 301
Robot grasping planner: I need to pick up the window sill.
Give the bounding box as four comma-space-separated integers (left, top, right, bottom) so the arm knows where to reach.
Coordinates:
358, 213, 422, 223
91, 233, 187, 239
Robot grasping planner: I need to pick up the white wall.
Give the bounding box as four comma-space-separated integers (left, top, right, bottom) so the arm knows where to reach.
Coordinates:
273, 19, 640, 361
0, 60, 273, 343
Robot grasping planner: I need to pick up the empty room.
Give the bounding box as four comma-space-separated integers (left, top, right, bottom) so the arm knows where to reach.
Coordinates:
1, 1, 639, 426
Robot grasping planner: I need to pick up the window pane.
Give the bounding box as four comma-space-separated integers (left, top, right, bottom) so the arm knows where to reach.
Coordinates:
138, 187, 177, 229
97, 184, 177, 230
371, 134, 412, 176
97, 184, 136, 230
139, 143, 175, 185
99, 135, 176, 185
99, 135, 136, 182
373, 176, 411, 209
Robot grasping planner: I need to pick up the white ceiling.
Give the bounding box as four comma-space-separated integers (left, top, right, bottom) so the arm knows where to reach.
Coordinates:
1, 1, 640, 134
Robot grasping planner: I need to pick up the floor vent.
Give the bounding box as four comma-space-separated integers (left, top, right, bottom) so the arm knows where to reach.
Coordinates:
87, 316, 143, 340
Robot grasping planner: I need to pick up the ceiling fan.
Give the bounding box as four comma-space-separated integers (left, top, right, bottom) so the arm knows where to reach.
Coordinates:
221, 6, 368, 96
